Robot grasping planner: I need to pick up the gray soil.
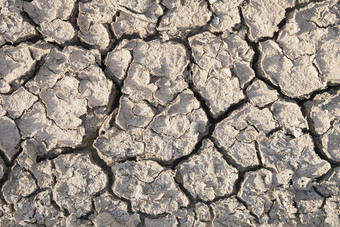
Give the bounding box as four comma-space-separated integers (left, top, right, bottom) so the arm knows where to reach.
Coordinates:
0, 0, 340, 226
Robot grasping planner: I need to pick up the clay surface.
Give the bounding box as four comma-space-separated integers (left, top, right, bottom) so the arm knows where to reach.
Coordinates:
0, 0, 339, 226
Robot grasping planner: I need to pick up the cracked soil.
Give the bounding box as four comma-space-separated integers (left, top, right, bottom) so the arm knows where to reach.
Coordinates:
0, 0, 340, 226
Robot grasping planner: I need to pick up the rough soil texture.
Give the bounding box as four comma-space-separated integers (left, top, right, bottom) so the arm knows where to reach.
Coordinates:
0, 0, 339, 226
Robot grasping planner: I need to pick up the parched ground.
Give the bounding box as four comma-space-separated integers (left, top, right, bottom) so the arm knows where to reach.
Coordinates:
0, 0, 340, 226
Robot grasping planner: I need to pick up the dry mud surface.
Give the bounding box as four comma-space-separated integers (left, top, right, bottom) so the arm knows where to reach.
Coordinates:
0, 0, 340, 226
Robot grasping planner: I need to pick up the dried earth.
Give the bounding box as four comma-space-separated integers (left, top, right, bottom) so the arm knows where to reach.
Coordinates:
0, 0, 339, 226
